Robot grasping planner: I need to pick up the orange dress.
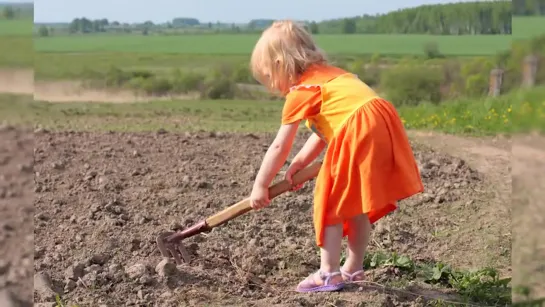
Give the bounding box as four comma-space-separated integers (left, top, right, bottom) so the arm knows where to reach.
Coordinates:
281, 64, 424, 247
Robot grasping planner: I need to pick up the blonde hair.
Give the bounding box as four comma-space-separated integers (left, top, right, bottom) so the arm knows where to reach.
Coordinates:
250, 20, 327, 95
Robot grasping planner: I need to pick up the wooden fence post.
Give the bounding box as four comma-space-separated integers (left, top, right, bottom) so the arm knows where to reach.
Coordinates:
522, 55, 538, 88
488, 68, 504, 97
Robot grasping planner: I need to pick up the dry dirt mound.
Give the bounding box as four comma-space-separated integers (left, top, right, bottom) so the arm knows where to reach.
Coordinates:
33, 131, 484, 306
0, 124, 34, 306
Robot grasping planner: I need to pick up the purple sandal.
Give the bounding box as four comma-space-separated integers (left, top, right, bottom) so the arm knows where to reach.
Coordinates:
296, 270, 345, 293
340, 269, 365, 283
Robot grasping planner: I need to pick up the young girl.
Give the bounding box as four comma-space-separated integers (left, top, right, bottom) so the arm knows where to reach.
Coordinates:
248, 20, 424, 293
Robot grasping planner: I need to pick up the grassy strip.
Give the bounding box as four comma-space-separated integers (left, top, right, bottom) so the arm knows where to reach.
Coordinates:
398, 87, 545, 135
34, 34, 510, 56
2, 87, 545, 135
0, 18, 33, 36
0, 36, 33, 67
0, 95, 284, 133
354, 251, 512, 306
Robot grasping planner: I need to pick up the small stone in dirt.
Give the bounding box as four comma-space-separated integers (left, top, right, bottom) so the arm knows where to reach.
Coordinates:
169, 221, 183, 231
85, 264, 103, 274
51, 161, 65, 170
90, 253, 110, 265
139, 274, 154, 285
197, 181, 211, 189
64, 279, 77, 292
34, 272, 58, 301
125, 263, 148, 279
0, 259, 9, 274
108, 263, 121, 274
35, 212, 48, 221
155, 259, 178, 278
65, 262, 85, 280
34, 127, 49, 134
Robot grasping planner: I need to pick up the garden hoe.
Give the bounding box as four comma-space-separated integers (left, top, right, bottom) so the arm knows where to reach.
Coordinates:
156, 161, 322, 265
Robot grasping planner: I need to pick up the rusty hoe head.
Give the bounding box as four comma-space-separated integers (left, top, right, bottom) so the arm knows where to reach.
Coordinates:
155, 220, 210, 265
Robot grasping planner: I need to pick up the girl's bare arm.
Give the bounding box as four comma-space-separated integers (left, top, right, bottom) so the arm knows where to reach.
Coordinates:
252, 121, 300, 188
292, 133, 326, 166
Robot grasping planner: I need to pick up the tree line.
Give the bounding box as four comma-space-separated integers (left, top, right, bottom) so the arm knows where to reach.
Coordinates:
513, 0, 545, 15
317, 1, 512, 35
1, 3, 33, 20
36, 1, 518, 36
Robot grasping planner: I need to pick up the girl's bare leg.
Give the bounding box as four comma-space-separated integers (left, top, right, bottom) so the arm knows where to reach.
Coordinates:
341, 214, 371, 281
298, 223, 344, 288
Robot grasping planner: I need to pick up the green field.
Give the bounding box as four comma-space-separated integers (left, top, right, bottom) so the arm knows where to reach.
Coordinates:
512, 16, 545, 38
0, 18, 32, 36
34, 33, 510, 56
33, 52, 250, 80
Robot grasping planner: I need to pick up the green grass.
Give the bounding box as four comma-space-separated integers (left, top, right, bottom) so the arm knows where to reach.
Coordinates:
512, 16, 545, 39
34, 33, 510, 56
398, 87, 545, 135
2, 87, 544, 135
0, 94, 284, 132
0, 36, 33, 67
0, 18, 32, 36
355, 251, 511, 306
34, 52, 249, 80
33, 51, 464, 81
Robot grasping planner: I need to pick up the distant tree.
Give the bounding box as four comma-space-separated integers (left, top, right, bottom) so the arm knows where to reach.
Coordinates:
342, 18, 357, 34
2, 6, 15, 19
172, 18, 200, 27
309, 21, 319, 34
38, 25, 50, 37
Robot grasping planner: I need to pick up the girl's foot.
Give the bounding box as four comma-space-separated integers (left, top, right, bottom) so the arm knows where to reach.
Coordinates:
340, 268, 365, 283
295, 270, 345, 293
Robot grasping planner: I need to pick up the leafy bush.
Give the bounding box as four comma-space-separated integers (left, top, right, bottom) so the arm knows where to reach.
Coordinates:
232, 64, 255, 83
171, 69, 205, 93
141, 77, 173, 96
203, 77, 236, 99
423, 41, 443, 59
381, 65, 443, 106
460, 57, 495, 97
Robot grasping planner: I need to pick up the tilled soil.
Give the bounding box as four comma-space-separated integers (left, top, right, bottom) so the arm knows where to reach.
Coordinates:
33, 130, 487, 306
0, 125, 34, 306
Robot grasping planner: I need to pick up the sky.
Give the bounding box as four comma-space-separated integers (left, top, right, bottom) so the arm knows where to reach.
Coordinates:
28, 0, 475, 23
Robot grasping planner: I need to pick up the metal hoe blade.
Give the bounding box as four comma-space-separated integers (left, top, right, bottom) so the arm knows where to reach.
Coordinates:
156, 231, 191, 265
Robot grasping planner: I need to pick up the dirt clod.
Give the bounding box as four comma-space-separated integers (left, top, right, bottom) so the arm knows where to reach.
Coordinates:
33, 272, 58, 301
155, 259, 178, 278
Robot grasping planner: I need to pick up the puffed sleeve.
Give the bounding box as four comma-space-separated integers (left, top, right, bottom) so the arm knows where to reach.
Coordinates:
281, 85, 322, 125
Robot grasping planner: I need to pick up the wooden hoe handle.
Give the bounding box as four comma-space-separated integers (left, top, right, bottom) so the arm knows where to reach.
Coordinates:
205, 162, 322, 228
